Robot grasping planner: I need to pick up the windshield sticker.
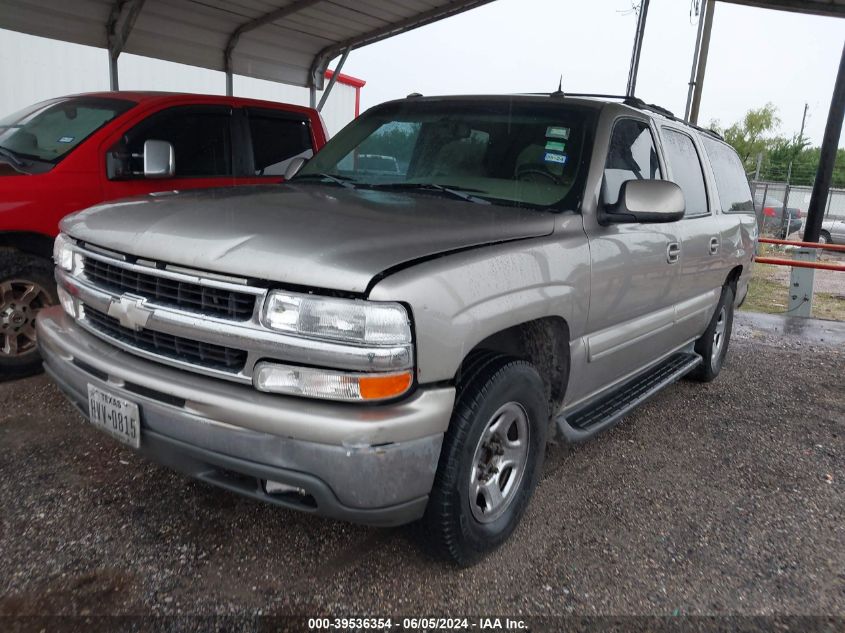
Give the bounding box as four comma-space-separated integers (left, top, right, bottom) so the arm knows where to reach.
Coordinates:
544, 152, 568, 165
546, 126, 570, 140
545, 140, 566, 152
57, 136, 75, 143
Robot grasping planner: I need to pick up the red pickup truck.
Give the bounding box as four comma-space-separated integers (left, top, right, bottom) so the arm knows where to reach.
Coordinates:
0, 91, 329, 380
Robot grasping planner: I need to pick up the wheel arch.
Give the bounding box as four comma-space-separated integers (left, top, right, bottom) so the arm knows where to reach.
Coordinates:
456, 316, 570, 415
0, 232, 54, 260
725, 265, 743, 292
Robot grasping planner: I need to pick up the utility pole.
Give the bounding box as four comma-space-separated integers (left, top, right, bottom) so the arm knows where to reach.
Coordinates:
626, 0, 651, 97
786, 102, 809, 185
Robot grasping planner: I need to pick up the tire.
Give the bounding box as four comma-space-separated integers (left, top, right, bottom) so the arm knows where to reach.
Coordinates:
0, 251, 57, 381
423, 353, 549, 566
819, 231, 831, 245
689, 285, 735, 382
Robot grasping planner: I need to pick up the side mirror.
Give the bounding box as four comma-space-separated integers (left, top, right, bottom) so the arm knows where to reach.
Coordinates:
603, 180, 685, 224
143, 140, 175, 179
284, 156, 308, 180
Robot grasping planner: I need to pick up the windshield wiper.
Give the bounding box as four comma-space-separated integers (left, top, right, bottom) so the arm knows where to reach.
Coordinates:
367, 182, 490, 205
0, 146, 28, 169
293, 172, 356, 189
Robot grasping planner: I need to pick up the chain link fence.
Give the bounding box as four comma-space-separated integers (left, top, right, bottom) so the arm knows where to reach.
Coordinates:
749, 181, 845, 239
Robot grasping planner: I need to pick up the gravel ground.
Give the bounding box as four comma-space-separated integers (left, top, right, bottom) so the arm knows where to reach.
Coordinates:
0, 313, 843, 625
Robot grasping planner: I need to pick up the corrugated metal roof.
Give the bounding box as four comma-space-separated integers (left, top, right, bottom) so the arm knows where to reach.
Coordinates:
0, 0, 496, 89
721, 0, 845, 17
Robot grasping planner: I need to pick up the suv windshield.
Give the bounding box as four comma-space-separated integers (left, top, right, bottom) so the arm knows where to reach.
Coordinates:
296, 99, 595, 209
0, 96, 135, 169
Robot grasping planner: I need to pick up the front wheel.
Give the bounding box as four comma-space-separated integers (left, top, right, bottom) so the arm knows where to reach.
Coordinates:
689, 285, 735, 382
819, 231, 831, 245
0, 251, 57, 381
423, 353, 548, 566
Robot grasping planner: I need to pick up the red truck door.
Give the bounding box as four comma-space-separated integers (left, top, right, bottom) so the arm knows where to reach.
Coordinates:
235, 106, 318, 185
101, 104, 238, 198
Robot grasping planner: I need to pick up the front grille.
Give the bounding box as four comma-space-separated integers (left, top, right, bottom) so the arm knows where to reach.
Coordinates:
83, 257, 256, 321
85, 307, 247, 373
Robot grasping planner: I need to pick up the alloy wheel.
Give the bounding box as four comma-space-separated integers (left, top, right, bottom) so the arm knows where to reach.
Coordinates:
0, 279, 51, 358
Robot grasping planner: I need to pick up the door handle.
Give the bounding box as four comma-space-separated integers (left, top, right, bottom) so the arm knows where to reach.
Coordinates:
709, 236, 720, 255
667, 242, 681, 264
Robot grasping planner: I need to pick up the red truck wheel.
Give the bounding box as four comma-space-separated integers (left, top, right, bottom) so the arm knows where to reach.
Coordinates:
0, 252, 56, 381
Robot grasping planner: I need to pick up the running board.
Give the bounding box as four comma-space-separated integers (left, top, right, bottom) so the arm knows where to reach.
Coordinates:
556, 352, 702, 443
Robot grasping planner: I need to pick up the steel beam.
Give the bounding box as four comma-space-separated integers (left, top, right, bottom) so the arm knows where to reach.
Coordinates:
223, 0, 323, 96
626, 0, 650, 97
689, 0, 715, 125
684, 3, 708, 120
106, 0, 146, 91
803, 41, 845, 243
718, 0, 845, 18
307, 0, 495, 92
317, 47, 350, 112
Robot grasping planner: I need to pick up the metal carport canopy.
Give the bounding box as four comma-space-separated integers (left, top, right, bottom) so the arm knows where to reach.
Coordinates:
0, 0, 495, 93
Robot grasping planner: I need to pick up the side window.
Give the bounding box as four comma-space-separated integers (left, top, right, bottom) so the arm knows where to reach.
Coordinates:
109, 106, 233, 179
662, 128, 709, 217
603, 118, 662, 207
247, 108, 313, 176
701, 137, 754, 213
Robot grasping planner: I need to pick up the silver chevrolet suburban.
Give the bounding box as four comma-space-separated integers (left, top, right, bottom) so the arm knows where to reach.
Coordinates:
38, 94, 757, 565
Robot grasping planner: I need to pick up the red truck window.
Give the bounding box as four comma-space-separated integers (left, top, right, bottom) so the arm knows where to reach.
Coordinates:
108, 105, 233, 179
246, 107, 313, 176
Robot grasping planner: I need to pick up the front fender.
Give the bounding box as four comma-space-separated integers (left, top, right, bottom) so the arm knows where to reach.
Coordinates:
368, 215, 590, 384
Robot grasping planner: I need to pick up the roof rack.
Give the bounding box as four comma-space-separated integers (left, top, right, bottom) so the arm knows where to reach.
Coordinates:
516, 91, 727, 142
564, 93, 725, 141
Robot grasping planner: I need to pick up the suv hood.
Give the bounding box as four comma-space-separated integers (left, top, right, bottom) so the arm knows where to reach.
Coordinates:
61, 185, 555, 294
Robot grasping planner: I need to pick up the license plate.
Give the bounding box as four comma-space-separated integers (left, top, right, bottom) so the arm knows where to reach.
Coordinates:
87, 384, 141, 449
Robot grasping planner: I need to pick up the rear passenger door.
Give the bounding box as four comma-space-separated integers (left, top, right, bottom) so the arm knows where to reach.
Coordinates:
659, 126, 724, 341
103, 105, 237, 198
238, 107, 315, 183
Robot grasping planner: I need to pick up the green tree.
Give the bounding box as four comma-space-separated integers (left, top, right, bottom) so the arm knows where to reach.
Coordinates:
714, 104, 845, 188
710, 103, 781, 170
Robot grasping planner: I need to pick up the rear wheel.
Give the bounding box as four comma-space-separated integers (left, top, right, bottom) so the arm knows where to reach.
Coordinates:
820, 230, 831, 245
689, 285, 734, 382
0, 252, 56, 381
423, 353, 548, 566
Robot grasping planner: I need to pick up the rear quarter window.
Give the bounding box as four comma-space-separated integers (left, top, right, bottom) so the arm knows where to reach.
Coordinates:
701, 137, 753, 214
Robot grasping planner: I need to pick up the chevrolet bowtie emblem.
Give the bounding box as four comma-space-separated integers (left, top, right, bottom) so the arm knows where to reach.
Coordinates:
107, 294, 152, 331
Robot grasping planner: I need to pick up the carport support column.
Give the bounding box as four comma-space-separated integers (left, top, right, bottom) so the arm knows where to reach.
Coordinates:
688, 0, 714, 125
109, 51, 120, 91
625, 0, 650, 97
106, 0, 146, 92
803, 42, 845, 243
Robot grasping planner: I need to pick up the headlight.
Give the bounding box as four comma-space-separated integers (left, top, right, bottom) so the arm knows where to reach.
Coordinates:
53, 233, 74, 271
262, 291, 411, 345
254, 362, 413, 402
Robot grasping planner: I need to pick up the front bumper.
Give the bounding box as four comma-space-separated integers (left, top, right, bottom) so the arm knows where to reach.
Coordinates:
37, 307, 455, 526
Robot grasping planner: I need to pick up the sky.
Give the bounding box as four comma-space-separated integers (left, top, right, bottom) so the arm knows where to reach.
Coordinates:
340, 0, 845, 146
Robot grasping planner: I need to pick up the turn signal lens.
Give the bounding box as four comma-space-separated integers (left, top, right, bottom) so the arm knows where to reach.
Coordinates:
57, 286, 77, 319
254, 362, 413, 402
358, 372, 413, 400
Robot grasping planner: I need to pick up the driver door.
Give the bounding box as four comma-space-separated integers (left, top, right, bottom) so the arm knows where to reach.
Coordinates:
575, 117, 685, 404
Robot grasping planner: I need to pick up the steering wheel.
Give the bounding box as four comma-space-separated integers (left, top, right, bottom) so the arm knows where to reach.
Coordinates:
516, 163, 562, 185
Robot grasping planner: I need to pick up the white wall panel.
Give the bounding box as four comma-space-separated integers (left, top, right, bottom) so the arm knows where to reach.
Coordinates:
0, 29, 360, 136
